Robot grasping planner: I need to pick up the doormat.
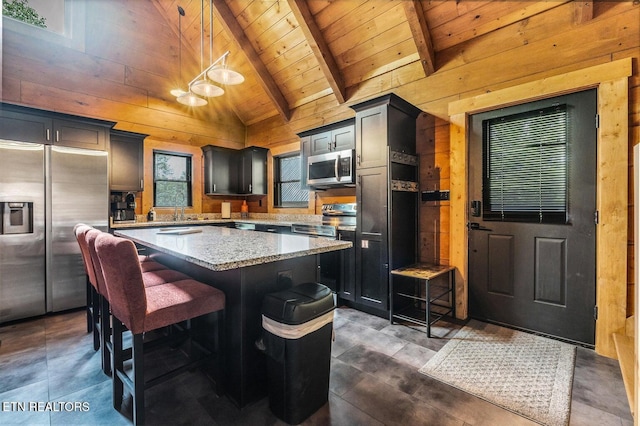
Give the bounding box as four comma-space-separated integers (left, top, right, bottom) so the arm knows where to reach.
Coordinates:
419, 321, 576, 426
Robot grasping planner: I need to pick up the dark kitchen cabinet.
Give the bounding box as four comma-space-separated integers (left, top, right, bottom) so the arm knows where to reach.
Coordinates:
353, 94, 419, 170
0, 104, 113, 150
309, 123, 354, 156
297, 118, 355, 190
317, 229, 355, 301
54, 119, 109, 151
202, 145, 238, 195
202, 145, 268, 195
354, 167, 389, 311
238, 146, 268, 195
337, 229, 356, 302
0, 108, 52, 144
109, 130, 146, 192
300, 136, 311, 190
350, 94, 421, 318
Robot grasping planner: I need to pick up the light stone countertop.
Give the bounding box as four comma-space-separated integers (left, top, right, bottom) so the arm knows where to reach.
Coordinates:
114, 226, 351, 272
110, 215, 322, 229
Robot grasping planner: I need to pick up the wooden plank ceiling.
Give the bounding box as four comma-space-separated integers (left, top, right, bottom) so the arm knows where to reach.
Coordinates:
151, 0, 584, 127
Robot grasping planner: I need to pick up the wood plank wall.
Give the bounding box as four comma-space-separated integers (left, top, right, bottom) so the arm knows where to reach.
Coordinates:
244, 1, 639, 357
2, 1, 246, 149
2, 0, 638, 355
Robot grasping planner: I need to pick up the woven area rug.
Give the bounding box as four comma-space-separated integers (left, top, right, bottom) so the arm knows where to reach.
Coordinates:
419, 321, 576, 426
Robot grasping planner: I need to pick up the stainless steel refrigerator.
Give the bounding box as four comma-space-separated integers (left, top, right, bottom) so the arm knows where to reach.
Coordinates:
0, 140, 108, 323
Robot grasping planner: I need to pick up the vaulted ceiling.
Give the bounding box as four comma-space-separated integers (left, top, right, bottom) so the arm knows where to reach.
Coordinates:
150, 0, 591, 127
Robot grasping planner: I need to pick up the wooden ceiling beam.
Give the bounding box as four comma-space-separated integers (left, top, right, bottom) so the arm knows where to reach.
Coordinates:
574, 2, 594, 24
287, 0, 347, 104
213, 0, 291, 122
403, 0, 436, 76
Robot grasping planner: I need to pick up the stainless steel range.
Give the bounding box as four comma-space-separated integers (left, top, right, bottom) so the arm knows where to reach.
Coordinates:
291, 203, 356, 239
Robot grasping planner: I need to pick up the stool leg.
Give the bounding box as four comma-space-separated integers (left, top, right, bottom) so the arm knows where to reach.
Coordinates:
86, 277, 93, 333
91, 287, 100, 351
132, 333, 144, 426
112, 317, 124, 411
100, 295, 112, 376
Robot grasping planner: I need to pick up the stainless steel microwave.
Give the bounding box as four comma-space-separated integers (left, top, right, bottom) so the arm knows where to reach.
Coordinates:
307, 149, 355, 188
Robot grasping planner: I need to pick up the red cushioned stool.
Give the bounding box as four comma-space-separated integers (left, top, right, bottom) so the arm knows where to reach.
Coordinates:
95, 232, 225, 425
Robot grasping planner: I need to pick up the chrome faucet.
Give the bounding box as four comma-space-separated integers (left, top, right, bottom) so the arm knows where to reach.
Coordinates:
173, 191, 184, 221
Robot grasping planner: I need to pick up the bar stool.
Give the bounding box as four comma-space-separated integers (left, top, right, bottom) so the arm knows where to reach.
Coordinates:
73, 224, 100, 350
94, 232, 225, 425
85, 229, 192, 376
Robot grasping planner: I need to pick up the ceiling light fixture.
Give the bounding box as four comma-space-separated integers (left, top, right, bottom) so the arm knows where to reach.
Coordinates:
173, 0, 244, 107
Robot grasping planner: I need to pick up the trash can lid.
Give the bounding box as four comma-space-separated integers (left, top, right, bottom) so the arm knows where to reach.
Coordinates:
262, 282, 335, 325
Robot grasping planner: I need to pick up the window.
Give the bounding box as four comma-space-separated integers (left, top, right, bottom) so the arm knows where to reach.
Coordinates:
483, 104, 568, 223
153, 151, 192, 208
274, 153, 308, 207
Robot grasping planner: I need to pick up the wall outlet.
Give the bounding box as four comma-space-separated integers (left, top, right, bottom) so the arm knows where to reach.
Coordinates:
421, 190, 450, 202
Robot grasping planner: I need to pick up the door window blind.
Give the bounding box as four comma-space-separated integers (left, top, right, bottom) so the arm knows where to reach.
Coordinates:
483, 104, 568, 223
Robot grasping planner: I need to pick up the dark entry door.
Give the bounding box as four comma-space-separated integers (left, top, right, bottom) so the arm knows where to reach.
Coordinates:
468, 89, 597, 345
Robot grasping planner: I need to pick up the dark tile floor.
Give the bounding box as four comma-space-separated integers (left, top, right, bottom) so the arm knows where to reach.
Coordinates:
0, 306, 633, 426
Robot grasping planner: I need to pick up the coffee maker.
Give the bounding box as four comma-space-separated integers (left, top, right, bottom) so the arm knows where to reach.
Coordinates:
112, 193, 136, 222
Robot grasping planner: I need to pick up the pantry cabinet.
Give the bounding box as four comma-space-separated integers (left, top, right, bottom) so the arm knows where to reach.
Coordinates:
350, 93, 421, 318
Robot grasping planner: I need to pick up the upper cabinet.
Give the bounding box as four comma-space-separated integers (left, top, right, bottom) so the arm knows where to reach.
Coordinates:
54, 119, 109, 150
202, 145, 269, 195
238, 147, 269, 195
202, 145, 238, 195
109, 130, 146, 192
299, 119, 355, 157
352, 94, 420, 170
0, 109, 52, 144
0, 104, 113, 150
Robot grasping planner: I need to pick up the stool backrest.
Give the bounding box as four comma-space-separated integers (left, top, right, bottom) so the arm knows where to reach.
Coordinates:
74, 224, 98, 289
85, 228, 107, 297
95, 232, 147, 333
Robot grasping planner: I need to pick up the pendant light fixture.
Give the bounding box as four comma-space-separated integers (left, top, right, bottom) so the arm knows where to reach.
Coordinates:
173, 0, 244, 107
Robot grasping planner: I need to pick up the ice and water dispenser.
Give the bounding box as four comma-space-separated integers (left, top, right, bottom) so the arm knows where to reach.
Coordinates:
0, 202, 33, 234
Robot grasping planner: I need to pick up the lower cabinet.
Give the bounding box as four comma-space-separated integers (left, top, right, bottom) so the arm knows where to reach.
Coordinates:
318, 229, 355, 301
355, 167, 390, 315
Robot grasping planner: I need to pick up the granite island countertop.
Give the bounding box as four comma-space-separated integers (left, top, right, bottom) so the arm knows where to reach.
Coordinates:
110, 217, 321, 229
114, 226, 351, 271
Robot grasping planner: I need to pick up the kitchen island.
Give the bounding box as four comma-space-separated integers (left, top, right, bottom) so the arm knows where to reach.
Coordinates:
114, 226, 351, 408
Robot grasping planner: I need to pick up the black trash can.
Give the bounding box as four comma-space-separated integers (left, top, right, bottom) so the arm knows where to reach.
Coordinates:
261, 282, 335, 425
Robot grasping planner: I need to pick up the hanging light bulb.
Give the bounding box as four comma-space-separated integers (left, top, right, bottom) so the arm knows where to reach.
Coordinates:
208, 58, 244, 85
171, 88, 187, 97
177, 91, 207, 107
191, 79, 224, 97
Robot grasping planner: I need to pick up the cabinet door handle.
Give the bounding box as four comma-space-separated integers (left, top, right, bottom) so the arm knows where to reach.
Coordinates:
248, 184, 252, 193
46, 129, 51, 141
213, 183, 216, 192
357, 154, 361, 165
140, 179, 143, 189
56, 130, 60, 142
328, 142, 331, 151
